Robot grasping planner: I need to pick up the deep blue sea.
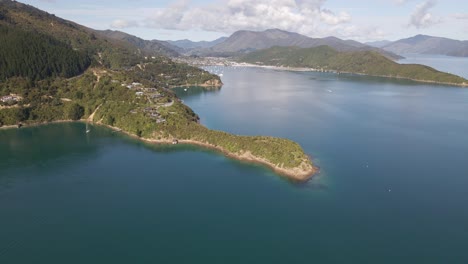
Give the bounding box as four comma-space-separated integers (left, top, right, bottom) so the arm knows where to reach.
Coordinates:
1, 55, 468, 263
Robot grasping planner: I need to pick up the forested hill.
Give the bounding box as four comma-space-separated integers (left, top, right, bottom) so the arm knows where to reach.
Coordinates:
0, 0, 221, 124
0, 0, 143, 70
241, 46, 468, 86
0, 24, 91, 80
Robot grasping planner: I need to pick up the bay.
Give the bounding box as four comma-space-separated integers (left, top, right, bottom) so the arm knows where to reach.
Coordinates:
399, 53, 468, 79
1, 57, 468, 263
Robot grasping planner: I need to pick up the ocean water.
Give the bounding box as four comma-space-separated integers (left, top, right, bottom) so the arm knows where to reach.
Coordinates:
399, 53, 468, 79
1, 57, 468, 263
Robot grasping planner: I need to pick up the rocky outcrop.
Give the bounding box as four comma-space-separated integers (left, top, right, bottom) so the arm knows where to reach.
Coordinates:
202, 78, 223, 87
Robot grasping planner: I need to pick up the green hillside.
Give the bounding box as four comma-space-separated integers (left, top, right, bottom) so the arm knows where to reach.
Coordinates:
0, 0, 142, 69
241, 45, 468, 86
0, 24, 91, 80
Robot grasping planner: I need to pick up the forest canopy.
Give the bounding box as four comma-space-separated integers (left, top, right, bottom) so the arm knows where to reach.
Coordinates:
0, 24, 91, 81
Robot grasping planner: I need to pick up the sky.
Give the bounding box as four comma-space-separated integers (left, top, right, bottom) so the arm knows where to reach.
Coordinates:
18, 0, 468, 42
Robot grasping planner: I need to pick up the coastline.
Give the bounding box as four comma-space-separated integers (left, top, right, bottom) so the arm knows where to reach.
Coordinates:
0, 119, 78, 130
103, 123, 319, 182
101, 123, 318, 182
229, 62, 468, 87
1, 120, 317, 181
169, 83, 222, 89
0, 93, 319, 182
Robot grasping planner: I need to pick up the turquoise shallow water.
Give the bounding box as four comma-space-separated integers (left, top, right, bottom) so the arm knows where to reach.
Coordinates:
1, 58, 468, 263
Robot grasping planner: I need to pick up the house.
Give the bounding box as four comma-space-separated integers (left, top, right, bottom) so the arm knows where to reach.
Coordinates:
150, 94, 162, 99
135, 92, 144, 96
0, 95, 19, 103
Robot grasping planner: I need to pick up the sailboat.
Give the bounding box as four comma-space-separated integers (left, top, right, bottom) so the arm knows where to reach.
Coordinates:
86, 122, 91, 133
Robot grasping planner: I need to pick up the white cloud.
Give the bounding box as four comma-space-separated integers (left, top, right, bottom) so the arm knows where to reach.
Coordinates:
394, 0, 408, 4
113, 0, 355, 38
453, 13, 468, 20
409, 0, 441, 28
111, 19, 139, 29
320, 9, 351, 25
393, 0, 414, 4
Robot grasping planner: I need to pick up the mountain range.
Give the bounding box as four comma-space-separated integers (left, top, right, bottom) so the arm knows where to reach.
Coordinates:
0, 0, 468, 85
379, 35, 468, 57
365, 40, 392, 48
166, 37, 228, 52
168, 31, 468, 59
97, 30, 182, 57
182, 29, 401, 59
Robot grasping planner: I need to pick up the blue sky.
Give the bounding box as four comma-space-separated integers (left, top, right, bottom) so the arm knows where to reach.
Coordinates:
19, 0, 468, 42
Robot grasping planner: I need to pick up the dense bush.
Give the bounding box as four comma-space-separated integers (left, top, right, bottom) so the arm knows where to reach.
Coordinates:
0, 25, 91, 81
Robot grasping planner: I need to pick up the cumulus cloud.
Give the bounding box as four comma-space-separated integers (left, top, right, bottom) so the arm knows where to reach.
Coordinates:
409, 0, 441, 28
113, 0, 354, 38
320, 9, 351, 25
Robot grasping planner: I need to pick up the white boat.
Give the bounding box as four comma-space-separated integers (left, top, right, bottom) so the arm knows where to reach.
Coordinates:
86, 123, 91, 133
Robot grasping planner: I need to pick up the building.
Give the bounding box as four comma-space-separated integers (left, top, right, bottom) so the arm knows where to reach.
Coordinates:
0, 95, 19, 103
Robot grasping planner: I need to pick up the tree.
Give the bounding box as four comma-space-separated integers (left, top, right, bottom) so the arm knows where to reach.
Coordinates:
65, 103, 84, 120
106, 115, 115, 126
15, 107, 29, 121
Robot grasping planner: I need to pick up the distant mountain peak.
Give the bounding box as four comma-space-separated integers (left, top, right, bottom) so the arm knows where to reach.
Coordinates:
200, 28, 400, 59
166, 37, 228, 52
382, 35, 468, 57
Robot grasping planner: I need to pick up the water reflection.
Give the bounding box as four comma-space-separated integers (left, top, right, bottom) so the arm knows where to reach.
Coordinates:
172, 86, 221, 99
0, 123, 100, 169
